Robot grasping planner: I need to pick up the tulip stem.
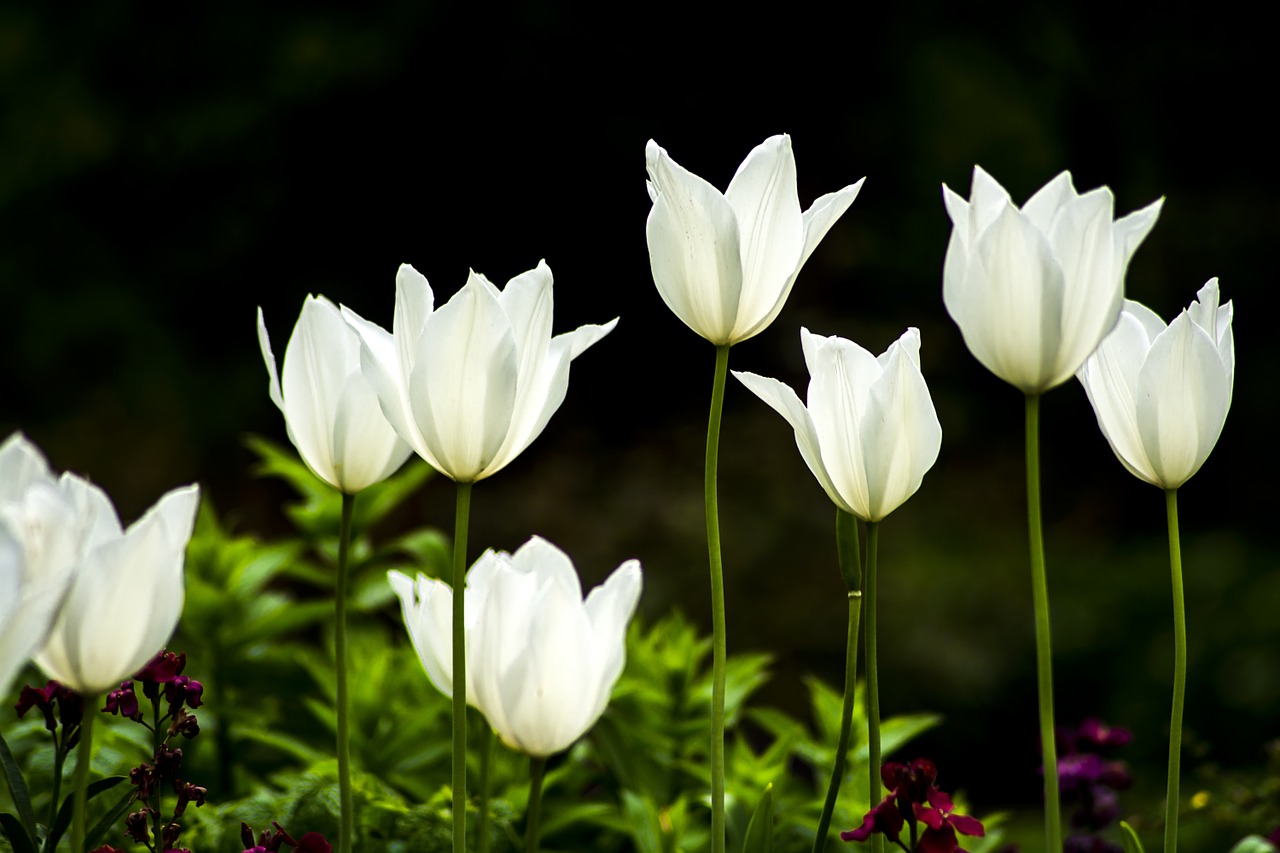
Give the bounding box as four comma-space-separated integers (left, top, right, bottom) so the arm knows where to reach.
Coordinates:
1025, 393, 1062, 852
479, 717, 493, 853
336, 492, 356, 853
1164, 488, 1186, 853
813, 509, 862, 853
704, 343, 730, 853
452, 480, 474, 853
70, 692, 97, 853
524, 756, 547, 853
864, 520, 883, 853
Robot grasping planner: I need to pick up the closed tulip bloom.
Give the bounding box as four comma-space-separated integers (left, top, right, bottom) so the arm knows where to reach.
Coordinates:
734, 328, 942, 522
35, 482, 200, 695
342, 262, 616, 483
258, 296, 413, 494
1077, 279, 1234, 489
389, 536, 642, 757
942, 166, 1164, 393
645, 135, 864, 345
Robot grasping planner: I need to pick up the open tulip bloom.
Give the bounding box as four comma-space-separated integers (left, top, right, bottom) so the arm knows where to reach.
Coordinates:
1077, 278, 1233, 491
942, 165, 1164, 394
341, 260, 617, 485
258, 295, 413, 495
1077, 279, 1234, 852
736, 327, 941, 850
645, 135, 864, 346
389, 536, 641, 758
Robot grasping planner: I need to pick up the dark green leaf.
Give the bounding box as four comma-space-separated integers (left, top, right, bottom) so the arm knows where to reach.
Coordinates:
1119, 821, 1146, 853
83, 789, 136, 852
0, 813, 36, 853
0, 732, 37, 842
741, 784, 773, 853
47, 776, 126, 853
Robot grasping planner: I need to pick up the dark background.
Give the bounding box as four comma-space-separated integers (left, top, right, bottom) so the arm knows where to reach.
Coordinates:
2, 0, 1276, 834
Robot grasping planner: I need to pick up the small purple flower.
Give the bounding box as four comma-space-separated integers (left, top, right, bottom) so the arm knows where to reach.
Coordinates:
104, 681, 141, 720
125, 809, 151, 843
842, 758, 983, 851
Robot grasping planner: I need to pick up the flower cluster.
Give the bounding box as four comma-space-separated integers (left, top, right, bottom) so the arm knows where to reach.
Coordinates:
1055, 718, 1133, 852
239, 821, 332, 853
15, 680, 83, 740
843, 759, 984, 853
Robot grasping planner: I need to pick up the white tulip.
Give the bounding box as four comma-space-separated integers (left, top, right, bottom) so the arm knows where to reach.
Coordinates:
734, 328, 942, 522
342, 262, 616, 483
34, 482, 200, 695
942, 166, 1164, 393
645, 135, 864, 345
389, 536, 642, 757
1077, 279, 1234, 489
259, 295, 414, 494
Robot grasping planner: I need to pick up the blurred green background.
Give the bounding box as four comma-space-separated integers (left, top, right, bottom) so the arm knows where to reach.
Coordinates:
1, 0, 1275, 835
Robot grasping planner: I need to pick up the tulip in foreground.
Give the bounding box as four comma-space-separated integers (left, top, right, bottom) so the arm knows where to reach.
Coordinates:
258, 296, 412, 494
734, 327, 942, 523
645, 135, 864, 345
1077, 278, 1233, 490
34, 482, 200, 695
389, 536, 642, 757
342, 261, 616, 483
942, 166, 1163, 393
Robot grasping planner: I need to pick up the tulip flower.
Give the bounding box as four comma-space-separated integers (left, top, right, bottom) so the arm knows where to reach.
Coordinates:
34, 482, 200, 695
389, 536, 642, 757
1077, 279, 1234, 490
258, 296, 413, 494
341, 261, 616, 484
645, 135, 864, 345
733, 327, 942, 523
942, 165, 1164, 393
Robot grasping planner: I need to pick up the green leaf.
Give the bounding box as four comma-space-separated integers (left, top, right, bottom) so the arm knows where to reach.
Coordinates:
46, 776, 126, 853
1119, 821, 1146, 853
0, 732, 37, 843
0, 813, 36, 853
1228, 836, 1280, 853
83, 789, 136, 852
741, 783, 774, 853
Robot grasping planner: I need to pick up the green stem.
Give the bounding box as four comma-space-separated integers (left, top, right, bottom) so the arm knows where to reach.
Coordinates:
864, 520, 882, 853
336, 492, 356, 853
48, 734, 65, 833
524, 756, 547, 853
813, 509, 863, 853
151, 695, 163, 850
1025, 393, 1062, 852
70, 694, 97, 853
1164, 488, 1185, 853
452, 480, 474, 853
705, 344, 731, 853
479, 718, 493, 853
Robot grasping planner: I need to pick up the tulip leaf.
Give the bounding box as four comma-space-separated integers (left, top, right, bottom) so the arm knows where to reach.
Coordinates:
82, 789, 136, 853
0, 813, 37, 853
1229, 837, 1280, 853
46, 776, 126, 853
741, 784, 774, 853
1118, 821, 1146, 853
0, 732, 38, 843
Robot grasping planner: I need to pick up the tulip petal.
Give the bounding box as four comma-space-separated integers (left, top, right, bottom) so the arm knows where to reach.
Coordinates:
0, 523, 55, 699
1020, 171, 1078, 233
645, 139, 744, 344
1077, 307, 1161, 485
732, 368, 845, 514
961, 203, 1067, 391
802, 330, 880, 518
859, 330, 942, 521
409, 274, 518, 481
330, 378, 412, 492
389, 570, 457, 699
279, 296, 348, 488
1136, 312, 1232, 487
392, 264, 435, 367
723, 135, 804, 339
256, 308, 286, 412
740, 178, 865, 342
1112, 197, 1165, 271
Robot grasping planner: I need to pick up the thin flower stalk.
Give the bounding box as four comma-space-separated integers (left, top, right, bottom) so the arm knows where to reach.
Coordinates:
813, 509, 862, 853
864, 521, 882, 853
71, 691, 98, 853
479, 720, 493, 853
525, 756, 548, 853
335, 493, 355, 853
705, 343, 730, 853
452, 481, 473, 853
1026, 394, 1062, 851
1165, 488, 1186, 853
